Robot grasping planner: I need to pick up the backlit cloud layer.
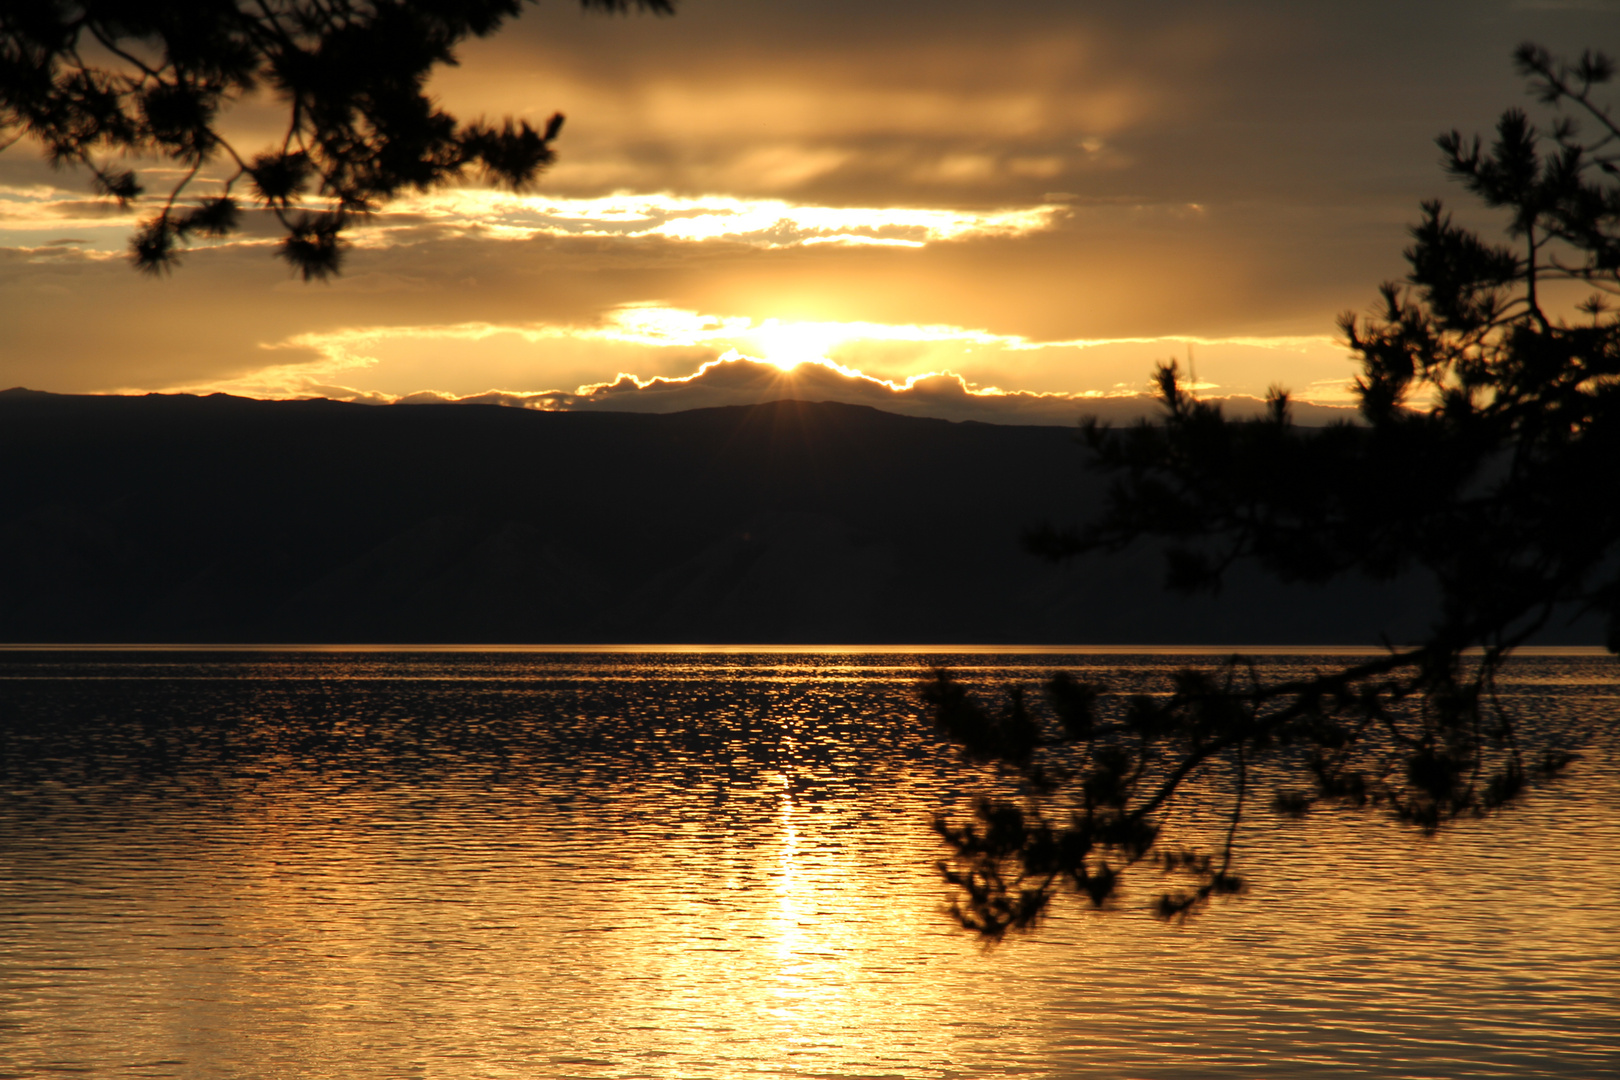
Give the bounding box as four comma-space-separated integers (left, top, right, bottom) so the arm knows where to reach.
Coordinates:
384, 353, 1356, 427
183, 305, 1360, 423
215, 348, 1360, 428
376, 191, 1066, 249
0, 185, 1064, 253
2, 0, 1613, 418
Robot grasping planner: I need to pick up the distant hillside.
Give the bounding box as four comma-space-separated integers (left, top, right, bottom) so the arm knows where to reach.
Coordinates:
0, 389, 1550, 646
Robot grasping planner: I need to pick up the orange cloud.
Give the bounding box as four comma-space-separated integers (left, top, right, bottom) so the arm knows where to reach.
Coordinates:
296, 352, 1358, 427
165, 305, 1359, 423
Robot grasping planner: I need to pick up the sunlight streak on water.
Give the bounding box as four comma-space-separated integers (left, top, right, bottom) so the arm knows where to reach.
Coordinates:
0, 651, 1616, 1078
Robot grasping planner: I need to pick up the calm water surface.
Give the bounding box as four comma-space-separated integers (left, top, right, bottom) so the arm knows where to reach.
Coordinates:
1, 650, 1616, 1079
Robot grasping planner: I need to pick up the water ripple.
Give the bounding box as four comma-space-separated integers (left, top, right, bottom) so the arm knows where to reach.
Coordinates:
0, 651, 1616, 1079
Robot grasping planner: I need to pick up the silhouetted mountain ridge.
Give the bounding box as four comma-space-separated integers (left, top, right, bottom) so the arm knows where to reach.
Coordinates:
0, 389, 1530, 645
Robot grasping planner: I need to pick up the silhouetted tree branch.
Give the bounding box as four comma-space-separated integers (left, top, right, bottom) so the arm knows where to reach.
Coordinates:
0, 0, 673, 278
927, 43, 1618, 941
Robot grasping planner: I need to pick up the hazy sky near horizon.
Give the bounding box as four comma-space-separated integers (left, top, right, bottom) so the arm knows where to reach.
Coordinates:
2, 0, 1615, 420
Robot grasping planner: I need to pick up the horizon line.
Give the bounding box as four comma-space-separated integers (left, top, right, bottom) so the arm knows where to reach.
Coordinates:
0, 643, 1608, 656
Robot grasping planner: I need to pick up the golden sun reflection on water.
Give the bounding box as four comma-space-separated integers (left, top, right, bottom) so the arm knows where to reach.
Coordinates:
0, 651, 1616, 1078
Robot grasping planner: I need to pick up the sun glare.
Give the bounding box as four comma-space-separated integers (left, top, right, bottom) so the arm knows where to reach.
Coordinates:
186, 303, 1352, 408
745, 319, 859, 371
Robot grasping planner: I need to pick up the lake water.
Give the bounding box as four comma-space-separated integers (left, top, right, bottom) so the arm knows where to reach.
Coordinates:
1, 649, 1616, 1079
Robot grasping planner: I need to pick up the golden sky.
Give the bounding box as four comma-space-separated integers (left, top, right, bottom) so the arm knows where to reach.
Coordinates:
1, 0, 1612, 421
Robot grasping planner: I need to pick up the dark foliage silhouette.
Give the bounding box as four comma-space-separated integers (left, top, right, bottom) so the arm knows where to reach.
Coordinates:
926, 44, 1620, 940
0, 0, 672, 278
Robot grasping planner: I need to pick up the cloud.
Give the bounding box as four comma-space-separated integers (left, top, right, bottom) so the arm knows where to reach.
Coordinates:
427, 0, 1209, 206
10, 0, 1607, 405
169, 304, 1360, 426
0, 185, 140, 249
291, 351, 1362, 427
0, 179, 1065, 259
0, 205, 1372, 402
192, 305, 1356, 402
370, 191, 1067, 250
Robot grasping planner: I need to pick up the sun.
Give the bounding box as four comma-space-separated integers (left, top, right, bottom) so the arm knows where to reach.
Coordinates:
745, 318, 855, 373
